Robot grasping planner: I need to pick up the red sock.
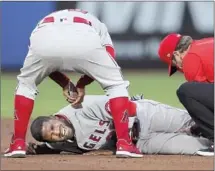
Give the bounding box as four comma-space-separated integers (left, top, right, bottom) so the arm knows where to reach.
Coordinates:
13, 95, 34, 140
109, 97, 130, 142
127, 101, 137, 117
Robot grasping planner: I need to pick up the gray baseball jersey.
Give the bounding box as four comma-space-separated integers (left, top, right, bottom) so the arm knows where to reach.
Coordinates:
16, 9, 129, 102
55, 95, 114, 151
50, 95, 211, 154
54, 95, 135, 151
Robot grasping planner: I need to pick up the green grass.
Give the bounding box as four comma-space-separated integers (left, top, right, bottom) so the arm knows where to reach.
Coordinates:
1, 70, 185, 118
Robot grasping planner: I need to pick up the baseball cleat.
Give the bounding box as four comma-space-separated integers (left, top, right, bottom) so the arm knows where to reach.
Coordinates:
116, 139, 143, 158
196, 145, 214, 157
4, 139, 26, 158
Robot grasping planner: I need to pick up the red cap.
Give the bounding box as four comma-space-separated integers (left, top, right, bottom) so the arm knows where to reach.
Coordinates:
158, 33, 182, 76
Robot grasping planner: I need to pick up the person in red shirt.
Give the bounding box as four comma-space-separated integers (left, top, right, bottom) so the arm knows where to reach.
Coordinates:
158, 33, 214, 156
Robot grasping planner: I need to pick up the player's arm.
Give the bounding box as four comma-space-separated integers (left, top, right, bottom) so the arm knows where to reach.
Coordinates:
70, 74, 94, 106
26, 142, 62, 155
183, 54, 208, 82
76, 75, 94, 88
27, 141, 88, 155
49, 71, 70, 88
49, 71, 78, 103
70, 75, 95, 107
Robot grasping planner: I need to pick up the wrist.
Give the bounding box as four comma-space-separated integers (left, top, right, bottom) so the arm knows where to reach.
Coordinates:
63, 81, 71, 90
76, 75, 94, 88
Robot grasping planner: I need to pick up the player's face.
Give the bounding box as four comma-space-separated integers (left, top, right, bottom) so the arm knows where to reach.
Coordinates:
42, 118, 74, 142
172, 51, 183, 68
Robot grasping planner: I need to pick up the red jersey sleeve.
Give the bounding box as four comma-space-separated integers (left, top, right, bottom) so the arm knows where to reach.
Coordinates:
182, 54, 208, 82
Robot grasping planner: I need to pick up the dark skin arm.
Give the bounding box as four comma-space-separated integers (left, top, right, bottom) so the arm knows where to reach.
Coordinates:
71, 75, 94, 106
49, 71, 94, 106
49, 71, 70, 88
26, 142, 88, 155
49, 71, 78, 103
49, 71, 94, 88
26, 142, 62, 155
76, 75, 94, 88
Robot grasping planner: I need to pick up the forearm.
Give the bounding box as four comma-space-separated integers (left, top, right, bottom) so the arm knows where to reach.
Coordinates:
27, 141, 86, 155
76, 75, 94, 88
49, 71, 70, 88
27, 143, 61, 155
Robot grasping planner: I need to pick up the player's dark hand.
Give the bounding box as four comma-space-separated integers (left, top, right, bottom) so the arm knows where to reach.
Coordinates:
71, 87, 85, 108
26, 142, 37, 155
63, 81, 78, 103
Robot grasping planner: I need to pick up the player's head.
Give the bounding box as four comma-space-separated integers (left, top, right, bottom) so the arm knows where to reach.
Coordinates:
158, 33, 193, 76
30, 115, 74, 142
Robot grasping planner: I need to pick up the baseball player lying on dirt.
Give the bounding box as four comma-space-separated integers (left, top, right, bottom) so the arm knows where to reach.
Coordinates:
27, 95, 212, 156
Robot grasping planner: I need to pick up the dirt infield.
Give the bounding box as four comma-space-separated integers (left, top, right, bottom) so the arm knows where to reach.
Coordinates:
1, 119, 214, 170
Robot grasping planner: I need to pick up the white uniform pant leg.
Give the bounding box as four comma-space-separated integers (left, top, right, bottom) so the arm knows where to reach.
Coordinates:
16, 46, 61, 100
136, 133, 211, 155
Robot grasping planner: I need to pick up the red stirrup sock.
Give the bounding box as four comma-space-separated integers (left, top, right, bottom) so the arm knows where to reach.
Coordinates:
13, 95, 34, 140
109, 97, 130, 142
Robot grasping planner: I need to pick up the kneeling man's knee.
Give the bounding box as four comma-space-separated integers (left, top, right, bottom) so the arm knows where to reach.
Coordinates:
176, 82, 193, 99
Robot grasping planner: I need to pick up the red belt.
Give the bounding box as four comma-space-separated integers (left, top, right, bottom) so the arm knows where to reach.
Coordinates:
41, 16, 92, 26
